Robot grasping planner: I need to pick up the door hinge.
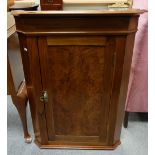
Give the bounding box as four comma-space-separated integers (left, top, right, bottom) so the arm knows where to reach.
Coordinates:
40, 91, 48, 103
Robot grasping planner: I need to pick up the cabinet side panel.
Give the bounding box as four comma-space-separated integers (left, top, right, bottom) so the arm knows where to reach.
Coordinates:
114, 33, 136, 142
106, 36, 126, 145
113, 16, 139, 142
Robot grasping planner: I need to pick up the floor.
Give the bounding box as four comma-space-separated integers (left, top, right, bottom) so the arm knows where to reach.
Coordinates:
7, 96, 148, 155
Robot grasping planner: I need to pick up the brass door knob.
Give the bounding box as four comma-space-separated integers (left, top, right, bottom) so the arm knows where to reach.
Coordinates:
40, 91, 48, 103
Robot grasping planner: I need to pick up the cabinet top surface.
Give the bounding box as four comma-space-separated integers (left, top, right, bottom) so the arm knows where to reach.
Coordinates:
12, 9, 145, 17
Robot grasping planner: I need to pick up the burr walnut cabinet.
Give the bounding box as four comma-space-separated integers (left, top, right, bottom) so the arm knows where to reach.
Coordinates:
13, 9, 144, 149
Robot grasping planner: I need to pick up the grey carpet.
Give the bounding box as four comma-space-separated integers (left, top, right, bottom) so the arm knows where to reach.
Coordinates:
7, 96, 148, 155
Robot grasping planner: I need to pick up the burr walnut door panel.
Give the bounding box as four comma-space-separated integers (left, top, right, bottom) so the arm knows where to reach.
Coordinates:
38, 36, 115, 145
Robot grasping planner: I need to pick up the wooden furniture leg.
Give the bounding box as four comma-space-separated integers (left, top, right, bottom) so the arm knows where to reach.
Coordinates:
123, 111, 129, 128
11, 82, 32, 143
8, 60, 32, 143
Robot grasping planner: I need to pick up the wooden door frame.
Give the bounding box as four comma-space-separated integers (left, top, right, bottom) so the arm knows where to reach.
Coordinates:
37, 35, 116, 145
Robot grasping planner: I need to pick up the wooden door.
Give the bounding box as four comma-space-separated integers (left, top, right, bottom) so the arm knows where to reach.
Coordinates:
38, 36, 115, 145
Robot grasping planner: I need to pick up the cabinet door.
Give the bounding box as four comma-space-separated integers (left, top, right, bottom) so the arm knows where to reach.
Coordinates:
38, 36, 115, 145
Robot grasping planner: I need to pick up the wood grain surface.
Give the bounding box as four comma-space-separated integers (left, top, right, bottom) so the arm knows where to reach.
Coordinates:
14, 9, 142, 149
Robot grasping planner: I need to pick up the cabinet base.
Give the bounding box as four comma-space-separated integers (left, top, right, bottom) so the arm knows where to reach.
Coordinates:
34, 139, 121, 150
